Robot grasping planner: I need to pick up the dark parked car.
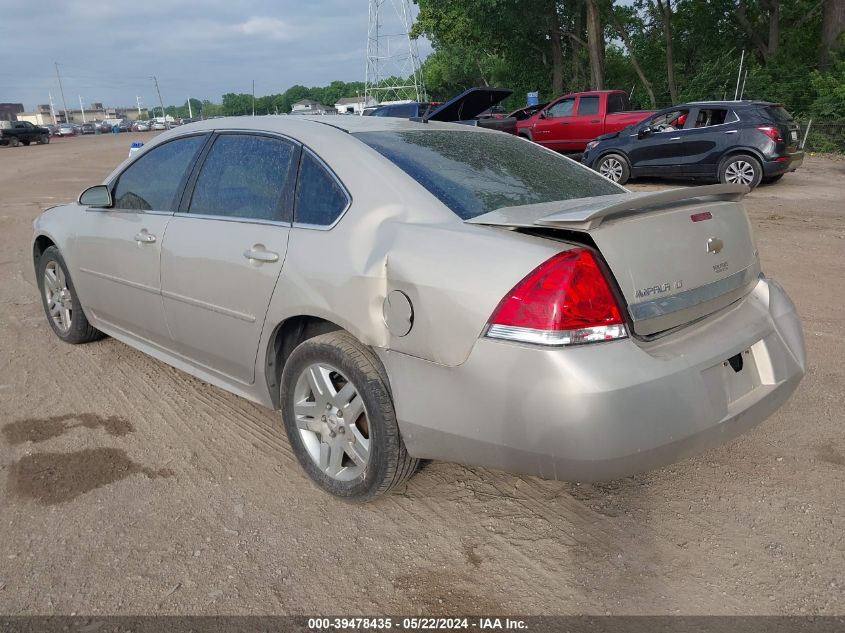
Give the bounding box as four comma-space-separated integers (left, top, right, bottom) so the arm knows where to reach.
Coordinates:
80, 123, 96, 135
582, 100, 803, 187
0, 121, 51, 146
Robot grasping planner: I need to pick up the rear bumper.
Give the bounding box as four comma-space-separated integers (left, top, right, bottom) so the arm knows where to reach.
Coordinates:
763, 150, 804, 176
382, 277, 805, 481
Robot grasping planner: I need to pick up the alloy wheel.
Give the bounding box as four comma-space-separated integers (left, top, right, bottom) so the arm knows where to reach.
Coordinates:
599, 157, 624, 182
293, 363, 371, 481
724, 160, 756, 185
43, 260, 72, 333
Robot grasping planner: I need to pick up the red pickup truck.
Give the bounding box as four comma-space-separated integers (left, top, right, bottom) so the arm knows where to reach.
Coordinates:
515, 90, 654, 152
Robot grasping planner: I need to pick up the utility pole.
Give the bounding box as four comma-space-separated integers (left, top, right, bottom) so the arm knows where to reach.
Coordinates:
54, 62, 69, 123
136, 95, 142, 117
187, 96, 193, 119
48, 92, 57, 125
78, 96, 86, 123
151, 75, 165, 125
734, 50, 745, 101
252, 80, 255, 116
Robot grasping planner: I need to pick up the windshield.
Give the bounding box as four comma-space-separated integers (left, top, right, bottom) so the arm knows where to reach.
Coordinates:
354, 130, 622, 220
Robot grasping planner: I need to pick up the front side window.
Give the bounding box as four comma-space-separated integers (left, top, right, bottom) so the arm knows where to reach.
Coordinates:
188, 134, 295, 222
546, 98, 575, 118
112, 135, 207, 211
578, 96, 600, 116
294, 150, 349, 226
647, 109, 691, 133
355, 130, 621, 221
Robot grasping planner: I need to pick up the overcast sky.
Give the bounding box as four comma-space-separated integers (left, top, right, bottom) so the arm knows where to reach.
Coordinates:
0, 0, 431, 111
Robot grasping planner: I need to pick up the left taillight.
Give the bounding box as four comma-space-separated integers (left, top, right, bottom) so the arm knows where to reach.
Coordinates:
756, 126, 783, 143
484, 248, 628, 347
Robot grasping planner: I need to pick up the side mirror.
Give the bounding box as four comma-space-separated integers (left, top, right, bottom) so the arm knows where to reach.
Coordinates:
78, 185, 113, 208
637, 126, 653, 139
538, 110, 547, 119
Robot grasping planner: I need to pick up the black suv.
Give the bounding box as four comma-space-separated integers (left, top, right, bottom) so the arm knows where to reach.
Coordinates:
582, 101, 803, 188
0, 121, 51, 147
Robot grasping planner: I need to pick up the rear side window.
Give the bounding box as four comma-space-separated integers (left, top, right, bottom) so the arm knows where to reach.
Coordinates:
187, 134, 295, 222
294, 150, 349, 226
693, 108, 729, 127
355, 130, 621, 220
113, 135, 206, 211
578, 96, 600, 116
607, 93, 628, 113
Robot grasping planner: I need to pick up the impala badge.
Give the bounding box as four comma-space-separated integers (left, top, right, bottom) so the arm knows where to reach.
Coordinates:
706, 237, 724, 255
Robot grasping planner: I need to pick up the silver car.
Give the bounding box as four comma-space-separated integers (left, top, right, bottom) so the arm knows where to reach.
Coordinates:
32, 116, 805, 500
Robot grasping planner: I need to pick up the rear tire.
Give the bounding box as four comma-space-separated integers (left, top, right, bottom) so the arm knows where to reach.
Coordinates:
719, 154, 762, 188
36, 246, 104, 344
280, 331, 418, 501
39, 134, 49, 145
595, 153, 630, 185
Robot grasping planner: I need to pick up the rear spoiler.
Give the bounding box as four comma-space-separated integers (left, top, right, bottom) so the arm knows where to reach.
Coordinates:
466, 183, 749, 230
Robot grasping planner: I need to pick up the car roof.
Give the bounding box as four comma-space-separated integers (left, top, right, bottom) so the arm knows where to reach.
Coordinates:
161, 114, 489, 141
682, 100, 774, 107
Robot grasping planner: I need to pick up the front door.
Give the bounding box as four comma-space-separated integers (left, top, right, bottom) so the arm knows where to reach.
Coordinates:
160, 132, 298, 384
73, 134, 208, 346
568, 95, 604, 147
530, 97, 575, 151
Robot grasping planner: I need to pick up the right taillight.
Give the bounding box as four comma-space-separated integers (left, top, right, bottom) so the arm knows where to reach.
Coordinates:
756, 125, 783, 143
485, 248, 628, 346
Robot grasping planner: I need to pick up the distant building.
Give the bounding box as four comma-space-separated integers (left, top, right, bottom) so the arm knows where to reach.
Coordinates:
16, 103, 148, 126
333, 96, 377, 115
0, 103, 24, 122
290, 99, 336, 115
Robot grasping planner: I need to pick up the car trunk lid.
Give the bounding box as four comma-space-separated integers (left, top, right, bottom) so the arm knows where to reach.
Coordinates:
467, 184, 760, 336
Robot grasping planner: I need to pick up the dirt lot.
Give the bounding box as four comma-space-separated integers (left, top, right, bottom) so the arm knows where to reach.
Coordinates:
0, 133, 843, 616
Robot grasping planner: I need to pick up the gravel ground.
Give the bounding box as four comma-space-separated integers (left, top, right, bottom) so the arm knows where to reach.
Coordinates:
0, 133, 843, 616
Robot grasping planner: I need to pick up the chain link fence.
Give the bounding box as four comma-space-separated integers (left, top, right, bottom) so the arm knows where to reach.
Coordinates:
795, 120, 845, 154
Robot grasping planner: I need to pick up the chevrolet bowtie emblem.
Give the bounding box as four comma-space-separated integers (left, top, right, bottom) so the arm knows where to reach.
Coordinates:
706, 237, 724, 254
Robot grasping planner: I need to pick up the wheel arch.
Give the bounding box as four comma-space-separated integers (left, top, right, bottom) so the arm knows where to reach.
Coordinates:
33, 234, 57, 269
264, 315, 346, 409
591, 149, 632, 170
718, 146, 767, 168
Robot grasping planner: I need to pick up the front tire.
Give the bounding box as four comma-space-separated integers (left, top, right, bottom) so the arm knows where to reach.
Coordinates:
595, 153, 630, 185
10, 136, 20, 147
39, 134, 50, 145
719, 154, 762, 188
280, 331, 418, 501
36, 246, 103, 344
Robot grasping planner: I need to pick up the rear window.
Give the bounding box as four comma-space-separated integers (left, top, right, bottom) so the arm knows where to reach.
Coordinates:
354, 130, 621, 220
762, 106, 794, 123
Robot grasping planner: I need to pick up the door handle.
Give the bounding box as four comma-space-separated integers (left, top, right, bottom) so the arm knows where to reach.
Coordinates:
669, 136, 681, 140
243, 246, 279, 263
724, 130, 738, 134
134, 231, 156, 243
590, 120, 600, 123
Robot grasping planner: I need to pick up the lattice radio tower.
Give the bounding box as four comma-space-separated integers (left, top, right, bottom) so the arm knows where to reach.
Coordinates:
364, 0, 427, 105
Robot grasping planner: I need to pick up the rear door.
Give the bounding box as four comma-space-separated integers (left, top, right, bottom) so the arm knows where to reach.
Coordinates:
678, 107, 737, 176
159, 132, 299, 383
567, 95, 604, 146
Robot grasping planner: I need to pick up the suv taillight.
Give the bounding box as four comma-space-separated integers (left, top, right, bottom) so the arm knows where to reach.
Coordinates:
756, 126, 783, 143
485, 248, 627, 346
